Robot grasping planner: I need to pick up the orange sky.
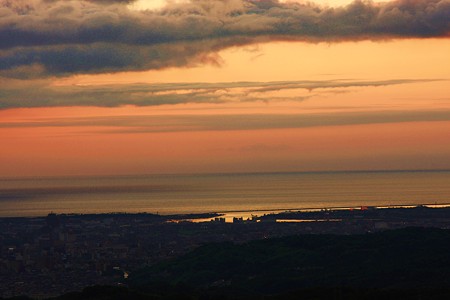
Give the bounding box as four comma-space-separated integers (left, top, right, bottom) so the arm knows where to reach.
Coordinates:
0, 1, 449, 178
2, 119, 450, 177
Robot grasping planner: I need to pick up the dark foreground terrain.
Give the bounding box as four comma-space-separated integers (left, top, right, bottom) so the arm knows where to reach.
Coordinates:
3, 227, 450, 300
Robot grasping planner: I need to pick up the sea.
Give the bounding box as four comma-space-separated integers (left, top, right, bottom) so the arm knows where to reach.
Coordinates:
0, 170, 449, 218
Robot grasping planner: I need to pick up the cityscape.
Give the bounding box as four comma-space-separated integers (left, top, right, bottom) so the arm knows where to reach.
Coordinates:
2, 206, 450, 298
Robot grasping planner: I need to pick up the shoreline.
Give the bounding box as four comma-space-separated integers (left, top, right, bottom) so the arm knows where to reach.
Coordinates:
1, 202, 450, 221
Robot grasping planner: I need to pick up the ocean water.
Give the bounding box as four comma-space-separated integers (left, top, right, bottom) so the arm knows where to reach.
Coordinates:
0, 171, 449, 217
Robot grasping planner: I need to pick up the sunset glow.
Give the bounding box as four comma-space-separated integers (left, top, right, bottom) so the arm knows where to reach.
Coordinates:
1, 0, 449, 177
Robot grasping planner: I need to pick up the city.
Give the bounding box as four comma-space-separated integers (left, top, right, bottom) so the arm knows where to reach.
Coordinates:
2, 206, 450, 298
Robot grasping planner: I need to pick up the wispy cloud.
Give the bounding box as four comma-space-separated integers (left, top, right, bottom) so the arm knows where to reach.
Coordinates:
0, 0, 448, 77
0, 78, 439, 109
2, 109, 450, 132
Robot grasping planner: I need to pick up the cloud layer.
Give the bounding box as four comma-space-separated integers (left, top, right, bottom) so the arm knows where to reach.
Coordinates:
1, 108, 450, 133
0, 0, 449, 77
0, 78, 438, 109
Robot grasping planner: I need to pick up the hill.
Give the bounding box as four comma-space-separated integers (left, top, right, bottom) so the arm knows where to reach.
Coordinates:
129, 227, 450, 297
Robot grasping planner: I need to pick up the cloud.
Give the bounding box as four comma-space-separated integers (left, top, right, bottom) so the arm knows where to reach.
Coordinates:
0, 0, 448, 77
0, 78, 438, 109
1, 108, 450, 132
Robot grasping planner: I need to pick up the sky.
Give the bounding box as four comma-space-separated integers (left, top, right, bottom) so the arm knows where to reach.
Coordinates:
0, 0, 449, 177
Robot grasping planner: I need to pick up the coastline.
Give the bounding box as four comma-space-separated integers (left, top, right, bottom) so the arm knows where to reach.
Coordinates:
1, 203, 450, 222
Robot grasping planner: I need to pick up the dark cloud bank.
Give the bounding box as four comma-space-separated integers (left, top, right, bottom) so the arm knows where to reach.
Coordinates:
0, 0, 449, 77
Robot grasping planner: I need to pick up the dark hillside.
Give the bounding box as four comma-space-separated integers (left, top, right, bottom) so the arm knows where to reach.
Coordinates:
131, 227, 450, 295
